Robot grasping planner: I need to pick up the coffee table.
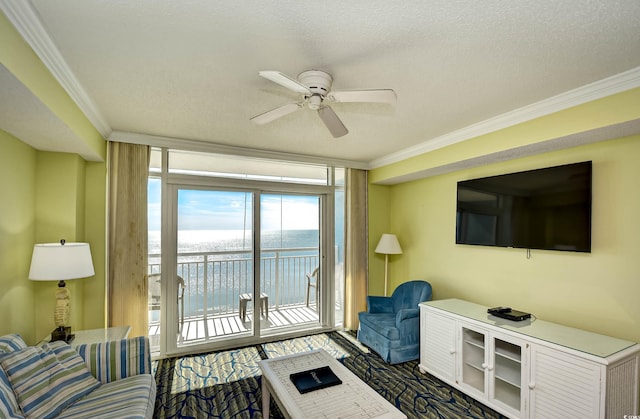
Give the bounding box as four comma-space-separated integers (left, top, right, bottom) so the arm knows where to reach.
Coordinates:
259, 349, 406, 419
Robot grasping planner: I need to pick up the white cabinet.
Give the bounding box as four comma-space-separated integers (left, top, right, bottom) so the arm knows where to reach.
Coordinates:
420, 308, 456, 383
529, 344, 601, 418
419, 299, 640, 419
458, 324, 526, 416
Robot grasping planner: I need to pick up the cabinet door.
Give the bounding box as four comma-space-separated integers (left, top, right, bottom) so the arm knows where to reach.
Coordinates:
420, 308, 457, 383
459, 325, 488, 397
489, 334, 525, 417
529, 344, 601, 419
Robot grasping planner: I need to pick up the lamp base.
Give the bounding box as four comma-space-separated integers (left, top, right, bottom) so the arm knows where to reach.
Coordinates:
51, 326, 74, 344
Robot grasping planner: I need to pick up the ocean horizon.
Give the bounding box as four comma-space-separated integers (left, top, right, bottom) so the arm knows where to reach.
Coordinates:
149, 228, 320, 254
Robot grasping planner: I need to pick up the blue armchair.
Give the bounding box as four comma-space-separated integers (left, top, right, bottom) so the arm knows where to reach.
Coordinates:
357, 280, 432, 364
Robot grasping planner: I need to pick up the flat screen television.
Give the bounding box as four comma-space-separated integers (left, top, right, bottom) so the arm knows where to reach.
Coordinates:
456, 161, 592, 252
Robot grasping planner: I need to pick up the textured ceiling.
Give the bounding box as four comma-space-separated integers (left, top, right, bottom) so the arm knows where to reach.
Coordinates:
3, 0, 640, 165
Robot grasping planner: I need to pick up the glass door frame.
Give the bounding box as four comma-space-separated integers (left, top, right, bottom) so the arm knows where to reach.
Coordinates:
159, 173, 336, 357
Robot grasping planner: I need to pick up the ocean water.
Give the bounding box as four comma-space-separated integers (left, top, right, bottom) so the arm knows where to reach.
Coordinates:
149, 229, 319, 254
148, 229, 320, 317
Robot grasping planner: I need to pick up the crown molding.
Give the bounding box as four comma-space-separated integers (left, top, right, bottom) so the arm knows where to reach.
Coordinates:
109, 131, 369, 170
0, 0, 111, 138
368, 66, 640, 169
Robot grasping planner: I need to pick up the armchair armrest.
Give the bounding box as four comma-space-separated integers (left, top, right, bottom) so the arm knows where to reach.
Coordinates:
75, 336, 152, 384
367, 296, 394, 313
396, 308, 419, 327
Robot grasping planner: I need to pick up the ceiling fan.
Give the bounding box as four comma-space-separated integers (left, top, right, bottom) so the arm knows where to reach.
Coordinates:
250, 70, 396, 138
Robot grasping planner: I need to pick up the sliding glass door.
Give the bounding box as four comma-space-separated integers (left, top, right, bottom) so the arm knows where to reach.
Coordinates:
260, 194, 321, 335
174, 188, 256, 349
158, 187, 323, 353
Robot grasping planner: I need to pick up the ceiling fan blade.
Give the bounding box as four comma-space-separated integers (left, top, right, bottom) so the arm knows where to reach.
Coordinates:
317, 106, 348, 138
250, 102, 302, 125
258, 71, 311, 94
328, 89, 397, 105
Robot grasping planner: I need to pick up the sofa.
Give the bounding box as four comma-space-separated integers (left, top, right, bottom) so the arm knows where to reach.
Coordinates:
0, 334, 155, 419
357, 280, 432, 364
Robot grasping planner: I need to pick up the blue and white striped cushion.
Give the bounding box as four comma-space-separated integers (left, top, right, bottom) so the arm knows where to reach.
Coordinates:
0, 365, 24, 419
0, 335, 27, 354
57, 374, 156, 419
0, 342, 100, 419
75, 336, 152, 384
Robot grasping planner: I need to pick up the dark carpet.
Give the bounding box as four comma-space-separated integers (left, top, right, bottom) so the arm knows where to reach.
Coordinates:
152, 331, 504, 418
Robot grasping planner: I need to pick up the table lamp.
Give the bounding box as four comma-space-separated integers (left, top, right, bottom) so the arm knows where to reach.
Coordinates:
28, 239, 95, 343
374, 233, 403, 297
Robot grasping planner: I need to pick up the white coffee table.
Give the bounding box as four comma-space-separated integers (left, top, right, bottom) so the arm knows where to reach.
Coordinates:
259, 349, 406, 419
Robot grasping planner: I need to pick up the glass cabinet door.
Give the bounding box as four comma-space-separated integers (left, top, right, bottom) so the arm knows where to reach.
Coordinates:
490, 335, 524, 416
460, 327, 487, 394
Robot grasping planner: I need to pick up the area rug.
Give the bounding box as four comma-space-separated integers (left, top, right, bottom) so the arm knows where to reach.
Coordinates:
153, 331, 505, 418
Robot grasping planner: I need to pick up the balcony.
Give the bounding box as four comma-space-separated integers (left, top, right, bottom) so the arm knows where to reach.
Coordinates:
148, 247, 342, 347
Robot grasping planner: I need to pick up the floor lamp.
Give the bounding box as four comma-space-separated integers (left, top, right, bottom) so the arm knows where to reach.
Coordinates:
374, 233, 403, 296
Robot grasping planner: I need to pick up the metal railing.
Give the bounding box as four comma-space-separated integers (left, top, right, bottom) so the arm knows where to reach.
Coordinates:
149, 247, 319, 318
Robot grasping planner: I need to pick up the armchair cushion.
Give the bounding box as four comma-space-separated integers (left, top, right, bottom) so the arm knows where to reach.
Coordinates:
358, 313, 398, 340
366, 296, 394, 314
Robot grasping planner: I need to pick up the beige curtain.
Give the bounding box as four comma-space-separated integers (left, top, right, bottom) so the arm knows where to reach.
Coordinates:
108, 142, 150, 338
343, 168, 368, 331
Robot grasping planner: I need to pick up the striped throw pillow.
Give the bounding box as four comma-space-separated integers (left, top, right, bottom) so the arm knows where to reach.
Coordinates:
0, 342, 100, 419
0, 335, 27, 354
0, 365, 24, 419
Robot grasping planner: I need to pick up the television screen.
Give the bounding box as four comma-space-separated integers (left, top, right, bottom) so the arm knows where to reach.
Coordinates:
456, 161, 592, 252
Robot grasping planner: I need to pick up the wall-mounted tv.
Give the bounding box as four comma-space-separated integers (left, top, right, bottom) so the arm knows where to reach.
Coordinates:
456, 161, 592, 252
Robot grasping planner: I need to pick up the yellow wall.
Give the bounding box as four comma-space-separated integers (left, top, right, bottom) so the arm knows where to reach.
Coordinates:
0, 135, 107, 344
370, 135, 640, 343
31, 153, 107, 340
0, 130, 37, 343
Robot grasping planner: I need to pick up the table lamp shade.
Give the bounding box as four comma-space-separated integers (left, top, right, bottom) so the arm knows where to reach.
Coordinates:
29, 242, 95, 281
375, 234, 403, 255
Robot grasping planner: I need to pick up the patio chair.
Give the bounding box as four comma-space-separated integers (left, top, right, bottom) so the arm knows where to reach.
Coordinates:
149, 273, 185, 331
306, 267, 319, 307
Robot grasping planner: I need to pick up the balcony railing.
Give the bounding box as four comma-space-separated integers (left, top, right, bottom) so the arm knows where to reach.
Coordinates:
149, 247, 319, 319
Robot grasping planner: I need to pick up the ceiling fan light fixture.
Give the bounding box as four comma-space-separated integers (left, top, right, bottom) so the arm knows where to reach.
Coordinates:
308, 95, 322, 110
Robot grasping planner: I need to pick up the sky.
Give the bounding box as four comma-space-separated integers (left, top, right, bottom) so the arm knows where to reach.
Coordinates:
148, 179, 320, 231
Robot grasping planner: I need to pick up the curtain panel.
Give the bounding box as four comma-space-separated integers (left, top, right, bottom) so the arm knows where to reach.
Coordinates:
343, 168, 368, 330
107, 142, 150, 337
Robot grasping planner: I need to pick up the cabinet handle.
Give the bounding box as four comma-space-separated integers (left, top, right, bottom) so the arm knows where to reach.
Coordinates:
528, 382, 535, 389
449, 348, 456, 354
481, 362, 488, 369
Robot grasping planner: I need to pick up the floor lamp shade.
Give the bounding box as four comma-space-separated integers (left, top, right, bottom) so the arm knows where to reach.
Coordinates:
375, 234, 403, 255
28, 241, 95, 342
375, 234, 403, 296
